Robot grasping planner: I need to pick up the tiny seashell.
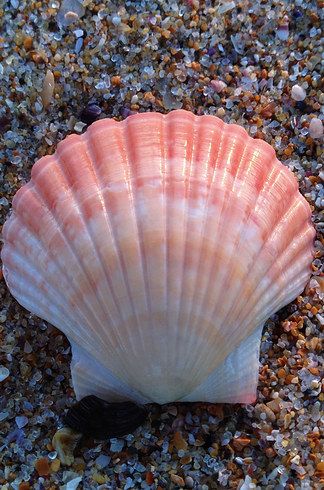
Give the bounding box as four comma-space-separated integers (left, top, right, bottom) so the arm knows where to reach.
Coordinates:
1, 110, 315, 405
41, 69, 55, 109
63, 395, 148, 439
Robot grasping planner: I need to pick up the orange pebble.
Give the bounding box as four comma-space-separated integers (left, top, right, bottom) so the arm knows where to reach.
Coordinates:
19, 483, 30, 490
146, 472, 154, 484
35, 457, 50, 476
277, 368, 286, 378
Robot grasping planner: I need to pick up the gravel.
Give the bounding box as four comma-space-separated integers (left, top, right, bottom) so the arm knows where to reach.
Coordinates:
0, 0, 323, 489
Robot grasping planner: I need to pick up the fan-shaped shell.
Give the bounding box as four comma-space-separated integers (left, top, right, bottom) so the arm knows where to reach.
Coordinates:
1, 110, 314, 404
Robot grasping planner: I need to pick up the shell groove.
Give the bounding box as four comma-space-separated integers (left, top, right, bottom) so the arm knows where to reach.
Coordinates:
1, 110, 315, 404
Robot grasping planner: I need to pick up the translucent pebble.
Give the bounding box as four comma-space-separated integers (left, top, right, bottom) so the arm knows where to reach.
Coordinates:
48, 451, 58, 460
110, 438, 124, 452
0, 366, 10, 381
211, 80, 227, 93
112, 15, 121, 26
75, 38, 83, 54
95, 454, 111, 468
74, 29, 84, 38
15, 415, 28, 428
74, 121, 87, 133
35, 101, 43, 113
309, 27, 317, 37
240, 474, 256, 489
124, 477, 134, 490
162, 91, 182, 110
218, 1, 235, 13
0, 411, 9, 422
309, 118, 323, 139
57, 0, 85, 27
0, 197, 9, 206
66, 476, 83, 490
220, 431, 232, 445
291, 84, 306, 101
277, 26, 289, 41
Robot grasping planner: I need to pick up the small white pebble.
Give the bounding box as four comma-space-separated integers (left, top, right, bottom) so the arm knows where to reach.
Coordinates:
73, 29, 84, 38
0, 366, 10, 382
66, 476, 83, 490
309, 118, 323, 139
74, 121, 87, 133
291, 84, 306, 101
291, 455, 300, 465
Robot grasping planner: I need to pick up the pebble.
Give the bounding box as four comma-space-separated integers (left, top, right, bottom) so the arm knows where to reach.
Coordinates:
309, 118, 323, 139
80, 103, 102, 125
185, 476, 194, 488
291, 84, 306, 101
210, 80, 227, 93
41, 70, 55, 109
35, 457, 50, 476
15, 415, 28, 428
170, 474, 185, 487
52, 427, 82, 466
66, 476, 83, 490
95, 454, 111, 469
110, 438, 124, 452
0, 366, 10, 381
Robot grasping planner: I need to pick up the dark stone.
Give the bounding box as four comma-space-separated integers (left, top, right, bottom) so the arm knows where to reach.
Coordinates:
63, 395, 148, 439
80, 103, 102, 125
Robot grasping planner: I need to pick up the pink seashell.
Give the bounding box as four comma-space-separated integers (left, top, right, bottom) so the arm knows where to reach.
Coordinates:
1, 110, 315, 405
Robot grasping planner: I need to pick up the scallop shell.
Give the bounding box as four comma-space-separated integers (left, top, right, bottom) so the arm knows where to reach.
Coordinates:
1, 110, 315, 405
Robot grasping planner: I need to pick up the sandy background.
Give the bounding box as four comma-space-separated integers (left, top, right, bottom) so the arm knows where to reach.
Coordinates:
0, 0, 323, 489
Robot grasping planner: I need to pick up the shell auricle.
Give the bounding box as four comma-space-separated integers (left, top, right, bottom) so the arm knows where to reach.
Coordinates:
1, 110, 314, 410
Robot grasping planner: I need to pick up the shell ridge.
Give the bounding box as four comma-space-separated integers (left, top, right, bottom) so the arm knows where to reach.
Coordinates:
194, 135, 256, 367
2, 242, 82, 331
54, 148, 124, 339
162, 114, 170, 378
181, 116, 215, 378
82, 129, 141, 364
3, 263, 74, 333
218, 168, 306, 330
184, 121, 229, 379
230, 193, 313, 326
242, 228, 314, 329
179, 325, 263, 403
175, 114, 198, 380
122, 117, 153, 379
70, 342, 149, 404
31, 160, 122, 361
6, 185, 107, 349
196, 146, 277, 362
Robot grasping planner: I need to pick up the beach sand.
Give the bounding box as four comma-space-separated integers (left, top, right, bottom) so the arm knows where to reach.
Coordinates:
0, 1, 323, 488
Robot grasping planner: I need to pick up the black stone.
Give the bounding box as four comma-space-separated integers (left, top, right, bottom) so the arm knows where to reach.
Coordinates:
80, 103, 102, 125
63, 395, 148, 439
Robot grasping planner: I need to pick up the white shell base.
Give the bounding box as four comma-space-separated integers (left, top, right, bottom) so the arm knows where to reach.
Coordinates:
70, 325, 263, 405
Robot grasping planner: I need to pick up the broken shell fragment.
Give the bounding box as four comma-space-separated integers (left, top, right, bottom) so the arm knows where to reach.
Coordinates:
52, 426, 82, 466
1, 110, 315, 405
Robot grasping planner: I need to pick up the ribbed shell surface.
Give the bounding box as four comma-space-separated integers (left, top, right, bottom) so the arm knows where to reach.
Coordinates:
1, 110, 315, 404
